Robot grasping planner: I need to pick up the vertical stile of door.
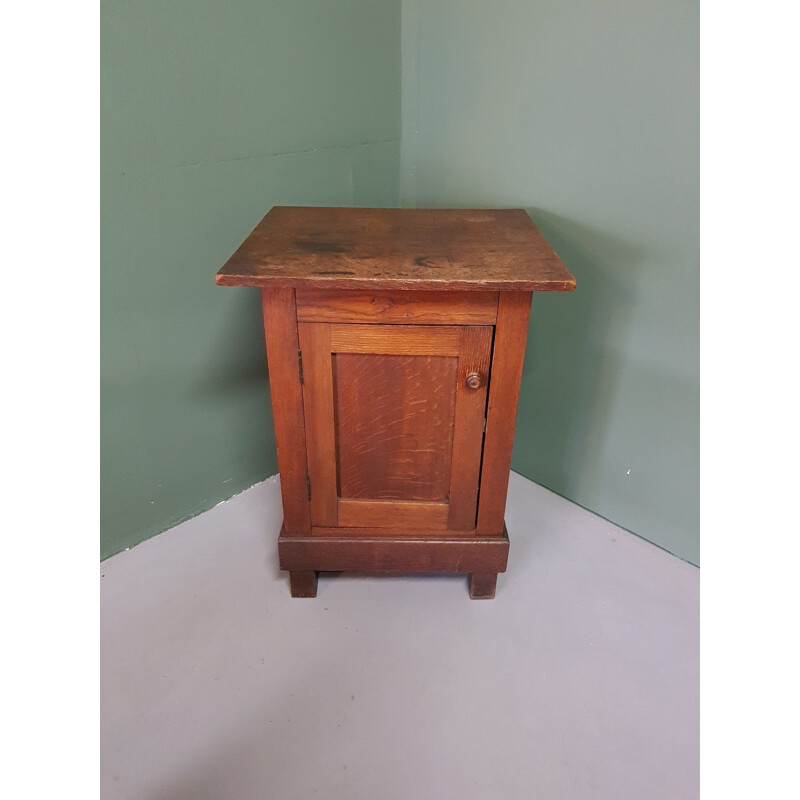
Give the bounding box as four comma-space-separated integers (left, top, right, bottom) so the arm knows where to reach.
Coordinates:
476, 292, 533, 535
297, 322, 339, 526
448, 326, 493, 530
260, 288, 311, 535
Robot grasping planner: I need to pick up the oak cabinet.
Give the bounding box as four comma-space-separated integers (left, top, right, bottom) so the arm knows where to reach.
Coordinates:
217, 207, 575, 598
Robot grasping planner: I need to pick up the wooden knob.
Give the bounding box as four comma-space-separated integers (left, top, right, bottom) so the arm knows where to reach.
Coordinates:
465, 372, 483, 390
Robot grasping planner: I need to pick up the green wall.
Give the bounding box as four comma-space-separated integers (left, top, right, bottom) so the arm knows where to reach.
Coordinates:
101, 0, 401, 558
401, 0, 699, 563
103, 0, 699, 565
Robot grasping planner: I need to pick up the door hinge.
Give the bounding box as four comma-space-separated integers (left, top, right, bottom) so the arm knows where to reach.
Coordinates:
297, 349, 304, 384
483, 417, 487, 432
305, 474, 311, 500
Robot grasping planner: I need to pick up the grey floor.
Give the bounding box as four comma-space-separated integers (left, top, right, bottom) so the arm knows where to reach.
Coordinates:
101, 472, 699, 800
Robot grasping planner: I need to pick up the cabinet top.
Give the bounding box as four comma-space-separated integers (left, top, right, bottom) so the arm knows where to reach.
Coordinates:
216, 207, 575, 292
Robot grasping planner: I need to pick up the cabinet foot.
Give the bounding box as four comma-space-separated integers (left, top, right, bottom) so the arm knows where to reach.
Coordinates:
289, 571, 318, 598
468, 572, 497, 599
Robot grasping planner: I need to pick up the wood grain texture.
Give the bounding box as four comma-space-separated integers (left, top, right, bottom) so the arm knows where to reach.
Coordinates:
278, 525, 510, 574
334, 353, 457, 501
330, 324, 461, 356
260, 289, 311, 535
297, 322, 338, 526
448, 326, 493, 530
338, 499, 449, 529
477, 292, 533, 534
296, 289, 499, 325
217, 207, 576, 292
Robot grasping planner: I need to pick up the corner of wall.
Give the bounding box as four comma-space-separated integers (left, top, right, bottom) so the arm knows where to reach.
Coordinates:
399, 0, 418, 208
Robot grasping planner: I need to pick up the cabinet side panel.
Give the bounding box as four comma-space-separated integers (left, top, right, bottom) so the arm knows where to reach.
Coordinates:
261, 288, 311, 535
477, 292, 532, 534
448, 326, 492, 530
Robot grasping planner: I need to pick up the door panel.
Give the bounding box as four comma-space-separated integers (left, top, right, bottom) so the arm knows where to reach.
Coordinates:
335, 353, 457, 501
299, 322, 492, 533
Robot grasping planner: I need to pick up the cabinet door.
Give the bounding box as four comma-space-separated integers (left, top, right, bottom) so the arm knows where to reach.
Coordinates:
299, 323, 492, 533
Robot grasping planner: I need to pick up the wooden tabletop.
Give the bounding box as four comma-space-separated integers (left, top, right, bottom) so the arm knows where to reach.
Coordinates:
216, 207, 575, 292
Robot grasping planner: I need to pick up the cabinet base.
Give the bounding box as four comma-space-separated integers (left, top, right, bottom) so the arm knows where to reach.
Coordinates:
278, 524, 509, 598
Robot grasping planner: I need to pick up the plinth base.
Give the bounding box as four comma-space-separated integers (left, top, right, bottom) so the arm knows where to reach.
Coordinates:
278, 524, 509, 599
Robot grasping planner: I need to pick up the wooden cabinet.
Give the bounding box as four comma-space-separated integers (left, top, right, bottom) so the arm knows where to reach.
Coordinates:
217, 207, 575, 598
